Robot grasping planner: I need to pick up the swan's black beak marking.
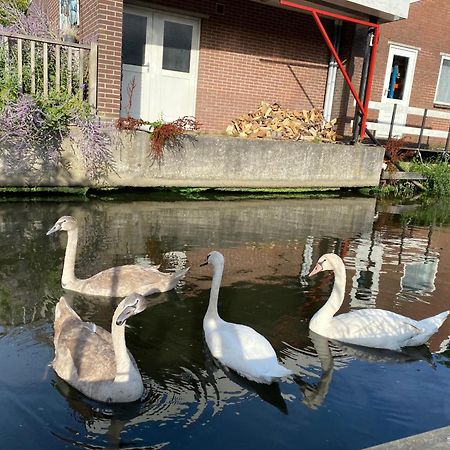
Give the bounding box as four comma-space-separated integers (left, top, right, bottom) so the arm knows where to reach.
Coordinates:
200, 254, 210, 267
116, 305, 136, 326
46, 223, 61, 235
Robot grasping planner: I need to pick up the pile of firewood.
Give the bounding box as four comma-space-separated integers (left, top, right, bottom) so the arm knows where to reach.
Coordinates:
226, 102, 337, 142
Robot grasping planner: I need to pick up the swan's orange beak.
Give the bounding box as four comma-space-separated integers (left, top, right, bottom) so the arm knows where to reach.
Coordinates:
308, 262, 323, 277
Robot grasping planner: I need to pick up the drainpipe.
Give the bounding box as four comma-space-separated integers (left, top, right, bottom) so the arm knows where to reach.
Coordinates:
351, 19, 377, 143
323, 20, 342, 122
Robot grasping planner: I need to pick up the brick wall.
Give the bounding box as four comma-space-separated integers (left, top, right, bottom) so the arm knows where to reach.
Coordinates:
145, 0, 332, 132
94, 0, 123, 120
35, 0, 336, 131
340, 0, 450, 143
31, 0, 450, 139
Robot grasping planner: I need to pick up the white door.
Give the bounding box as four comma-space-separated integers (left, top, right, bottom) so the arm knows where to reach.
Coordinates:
121, 8, 200, 123
376, 44, 418, 137
121, 11, 151, 119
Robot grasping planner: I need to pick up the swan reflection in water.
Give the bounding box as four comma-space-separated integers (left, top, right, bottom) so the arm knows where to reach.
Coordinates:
52, 355, 288, 448
51, 324, 288, 448
284, 331, 434, 410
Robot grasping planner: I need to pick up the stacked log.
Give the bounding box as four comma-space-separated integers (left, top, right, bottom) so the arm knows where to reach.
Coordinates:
226, 102, 337, 142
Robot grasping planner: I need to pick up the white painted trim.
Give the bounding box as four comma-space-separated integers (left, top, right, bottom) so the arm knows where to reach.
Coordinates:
434, 55, 450, 106
369, 100, 450, 120
367, 122, 448, 139
387, 41, 421, 52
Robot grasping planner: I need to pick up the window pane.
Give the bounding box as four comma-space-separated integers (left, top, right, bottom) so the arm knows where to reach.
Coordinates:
387, 55, 409, 100
122, 13, 147, 66
162, 21, 193, 73
436, 59, 450, 104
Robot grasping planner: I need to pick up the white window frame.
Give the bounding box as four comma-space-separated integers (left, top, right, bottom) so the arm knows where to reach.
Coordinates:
434, 55, 450, 106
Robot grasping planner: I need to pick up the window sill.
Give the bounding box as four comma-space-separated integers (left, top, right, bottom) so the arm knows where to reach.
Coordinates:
433, 102, 450, 109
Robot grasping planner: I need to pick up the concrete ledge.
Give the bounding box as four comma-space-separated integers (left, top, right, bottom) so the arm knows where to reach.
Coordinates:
381, 171, 426, 180
364, 425, 450, 449
0, 131, 385, 188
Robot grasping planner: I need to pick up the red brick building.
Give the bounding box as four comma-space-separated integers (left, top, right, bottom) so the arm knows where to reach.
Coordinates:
37, 0, 450, 143
364, 0, 450, 143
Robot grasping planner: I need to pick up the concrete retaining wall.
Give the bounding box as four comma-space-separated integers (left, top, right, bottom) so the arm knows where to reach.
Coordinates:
1, 131, 385, 188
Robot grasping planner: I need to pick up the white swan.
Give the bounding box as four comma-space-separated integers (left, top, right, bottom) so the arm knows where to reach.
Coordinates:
47, 216, 189, 297
308, 253, 449, 350
53, 293, 151, 403
201, 251, 292, 384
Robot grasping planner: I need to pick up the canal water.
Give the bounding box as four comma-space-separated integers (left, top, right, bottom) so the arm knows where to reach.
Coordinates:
1, 194, 450, 449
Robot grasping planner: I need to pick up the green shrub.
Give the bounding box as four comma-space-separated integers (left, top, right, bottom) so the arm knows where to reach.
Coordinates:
411, 160, 450, 197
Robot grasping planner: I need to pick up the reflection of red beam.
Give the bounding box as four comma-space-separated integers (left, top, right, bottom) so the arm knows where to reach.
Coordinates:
279, 0, 380, 140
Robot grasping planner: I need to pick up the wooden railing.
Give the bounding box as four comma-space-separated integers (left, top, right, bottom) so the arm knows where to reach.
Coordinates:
0, 31, 98, 110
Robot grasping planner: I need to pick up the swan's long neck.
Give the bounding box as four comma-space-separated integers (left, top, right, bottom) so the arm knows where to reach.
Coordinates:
310, 261, 346, 332
205, 261, 223, 322
111, 311, 134, 382
61, 228, 79, 286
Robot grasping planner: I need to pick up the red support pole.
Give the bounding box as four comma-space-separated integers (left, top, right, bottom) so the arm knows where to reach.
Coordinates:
311, 11, 365, 114
359, 25, 380, 140
279, 0, 381, 142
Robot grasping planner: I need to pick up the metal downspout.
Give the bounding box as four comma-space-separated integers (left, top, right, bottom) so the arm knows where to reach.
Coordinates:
351, 22, 376, 143
279, 0, 380, 143
323, 20, 342, 122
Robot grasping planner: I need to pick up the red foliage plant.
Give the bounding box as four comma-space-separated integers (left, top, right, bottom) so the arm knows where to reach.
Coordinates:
150, 116, 200, 162
385, 137, 415, 171
116, 77, 200, 161
116, 116, 147, 131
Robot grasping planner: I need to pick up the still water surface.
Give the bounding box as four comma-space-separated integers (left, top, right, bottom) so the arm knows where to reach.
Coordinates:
1, 195, 450, 449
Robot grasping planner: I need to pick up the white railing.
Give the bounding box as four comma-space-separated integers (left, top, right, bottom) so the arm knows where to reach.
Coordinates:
367, 101, 450, 141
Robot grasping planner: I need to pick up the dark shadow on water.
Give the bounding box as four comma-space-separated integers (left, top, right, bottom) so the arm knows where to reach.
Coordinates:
202, 340, 288, 415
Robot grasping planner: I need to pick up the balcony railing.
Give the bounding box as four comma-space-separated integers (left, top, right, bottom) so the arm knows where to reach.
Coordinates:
0, 30, 97, 110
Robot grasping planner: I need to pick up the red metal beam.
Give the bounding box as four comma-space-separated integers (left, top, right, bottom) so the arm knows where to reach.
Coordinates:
279, 0, 380, 141
311, 11, 365, 114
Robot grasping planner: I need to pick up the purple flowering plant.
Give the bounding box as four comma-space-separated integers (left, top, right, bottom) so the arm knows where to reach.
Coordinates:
0, 1, 116, 184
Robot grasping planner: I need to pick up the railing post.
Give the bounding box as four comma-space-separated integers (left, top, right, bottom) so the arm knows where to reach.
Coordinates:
88, 41, 98, 112
17, 38, 23, 92
43, 42, 48, 97
444, 124, 450, 160
388, 103, 397, 140
4, 37, 9, 84
67, 47, 73, 94
78, 48, 84, 100
417, 108, 427, 150
55, 44, 61, 92
30, 40, 36, 94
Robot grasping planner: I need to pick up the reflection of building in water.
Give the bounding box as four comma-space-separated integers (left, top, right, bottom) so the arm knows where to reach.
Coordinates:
163, 251, 188, 270
299, 236, 314, 284
346, 232, 384, 309
303, 221, 441, 311
401, 258, 438, 296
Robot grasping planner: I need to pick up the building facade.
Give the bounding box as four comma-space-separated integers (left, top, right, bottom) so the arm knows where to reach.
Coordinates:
40, 0, 449, 143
